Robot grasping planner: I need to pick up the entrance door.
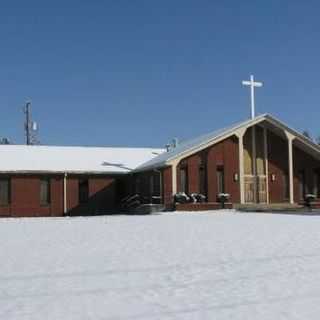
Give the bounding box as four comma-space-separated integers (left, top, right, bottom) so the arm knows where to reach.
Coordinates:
244, 175, 267, 203
257, 176, 267, 203
244, 176, 255, 203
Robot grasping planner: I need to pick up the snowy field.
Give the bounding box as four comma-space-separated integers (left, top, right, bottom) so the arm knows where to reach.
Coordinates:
1, 211, 320, 320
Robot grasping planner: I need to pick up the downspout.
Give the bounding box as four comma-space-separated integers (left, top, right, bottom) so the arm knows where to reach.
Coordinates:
63, 173, 68, 215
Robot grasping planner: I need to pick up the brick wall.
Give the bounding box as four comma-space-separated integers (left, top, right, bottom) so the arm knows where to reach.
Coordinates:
176, 135, 240, 203
293, 146, 319, 203
0, 174, 118, 217
162, 166, 173, 208
267, 131, 288, 203
267, 131, 320, 203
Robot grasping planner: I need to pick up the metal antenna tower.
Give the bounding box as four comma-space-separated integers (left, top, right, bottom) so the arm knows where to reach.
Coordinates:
23, 101, 39, 145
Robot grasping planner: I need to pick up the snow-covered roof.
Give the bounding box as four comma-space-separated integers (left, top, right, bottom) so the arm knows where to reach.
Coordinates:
135, 113, 320, 171
0, 145, 164, 174
1, 114, 319, 175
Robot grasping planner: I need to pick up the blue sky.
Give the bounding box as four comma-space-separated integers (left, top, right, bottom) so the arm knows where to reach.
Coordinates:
0, 1, 319, 147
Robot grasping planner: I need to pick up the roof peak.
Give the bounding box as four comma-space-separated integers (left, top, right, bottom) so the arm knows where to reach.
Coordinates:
135, 113, 320, 172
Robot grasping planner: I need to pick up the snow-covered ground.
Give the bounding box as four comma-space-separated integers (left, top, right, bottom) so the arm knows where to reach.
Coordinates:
1, 211, 320, 320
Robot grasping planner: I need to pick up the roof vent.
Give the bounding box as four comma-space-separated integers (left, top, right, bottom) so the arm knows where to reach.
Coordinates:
165, 138, 179, 152
172, 138, 179, 148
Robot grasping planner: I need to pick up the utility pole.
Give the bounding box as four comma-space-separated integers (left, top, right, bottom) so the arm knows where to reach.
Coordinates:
23, 101, 39, 145
24, 101, 31, 145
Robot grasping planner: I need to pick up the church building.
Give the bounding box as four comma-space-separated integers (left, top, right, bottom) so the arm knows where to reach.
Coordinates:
135, 113, 320, 210
0, 113, 319, 217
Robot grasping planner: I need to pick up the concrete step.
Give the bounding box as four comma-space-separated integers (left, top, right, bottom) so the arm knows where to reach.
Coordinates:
129, 204, 165, 215
235, 203, 304, 212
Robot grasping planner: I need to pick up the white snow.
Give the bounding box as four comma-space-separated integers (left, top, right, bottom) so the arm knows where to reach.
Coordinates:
1, 211, 320, 319
0, 145, 164, 174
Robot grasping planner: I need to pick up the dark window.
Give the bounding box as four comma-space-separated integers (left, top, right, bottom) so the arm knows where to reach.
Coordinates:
199, 155, 207, 196
150, 173, 160, 196
0, 178, 10, 205
298, 170, 306, 200
135, 177, 141, 194
79, 179, 89, 203
150, 175, 154, 195
217, 166, 225, 194
314, 171, 320, 198
283, 172, 289, 200
180, 165, 188, 194
40, 178, 51, 205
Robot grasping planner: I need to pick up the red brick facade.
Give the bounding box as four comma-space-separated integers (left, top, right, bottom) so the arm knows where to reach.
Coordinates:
164, 132, 320, 208
267, 131, 320, 204
1, 129, 320, 217
267, 131, 289, 203
0, 174, 118, 217
176, 136, 240, 203
293, 146, 319, 204
162, 166, 173, 209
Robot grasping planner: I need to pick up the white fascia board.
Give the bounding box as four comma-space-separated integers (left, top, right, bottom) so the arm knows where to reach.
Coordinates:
264, 115, 320, 154
165, 114, 268, 166
165, 113, 320, 166
0, 170, 129, 175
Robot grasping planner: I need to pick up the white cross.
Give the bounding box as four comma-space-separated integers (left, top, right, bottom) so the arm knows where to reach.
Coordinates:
242, 75, 263, 119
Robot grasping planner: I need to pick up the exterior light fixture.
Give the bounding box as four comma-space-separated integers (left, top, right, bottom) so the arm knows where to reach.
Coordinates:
234, 173, 239, 182
271, 173, 276, 182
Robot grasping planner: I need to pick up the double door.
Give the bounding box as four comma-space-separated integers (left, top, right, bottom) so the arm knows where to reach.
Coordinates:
244, 175, 267, 204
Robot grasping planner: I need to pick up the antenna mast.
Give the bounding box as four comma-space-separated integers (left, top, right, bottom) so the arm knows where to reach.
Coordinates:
24, 101, 39, 145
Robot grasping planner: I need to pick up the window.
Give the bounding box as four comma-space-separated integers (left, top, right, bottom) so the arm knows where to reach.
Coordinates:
298, 170, 306, 200
0, 178, 10, 205
313, 171, 320, 198
199, 155, 207, 196
283, 172, 289, 200
180, 165, 188, 194
40, 178, 51, 205
217, 166, 225, 194
150, 173, 160, 196
79, 179, 89, 203
150, 175, 154, 195
135, 177, 141, 194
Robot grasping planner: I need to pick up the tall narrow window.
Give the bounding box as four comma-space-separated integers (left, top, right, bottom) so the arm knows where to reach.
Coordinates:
180, 165, 188, 194
314, 171, 320, 198
199, 155, 207, 197
153, 173, 160, 196
217, 166, 225, 194
79, 179, 89, 203
40, 177, 51, 206
150, 173, 160, 196
150, 175, 154, 195
298, 170, 306, 200
0, 178, 10, 205
135, 177, 141, 194
283, 172, 289, 200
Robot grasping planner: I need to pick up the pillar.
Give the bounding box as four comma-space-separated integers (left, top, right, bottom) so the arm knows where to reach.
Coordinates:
263, 126, 269, 204
285, 131, 295, 204
63, 173, 68, 215
236, 128, 247, 204
171, 161, 178, 196
252, 126, 257, 203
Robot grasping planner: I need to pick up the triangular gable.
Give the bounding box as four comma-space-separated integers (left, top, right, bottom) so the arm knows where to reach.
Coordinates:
135, 114, 320, 171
